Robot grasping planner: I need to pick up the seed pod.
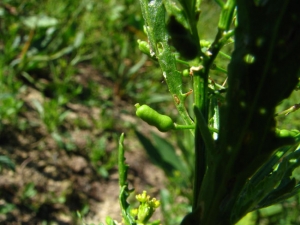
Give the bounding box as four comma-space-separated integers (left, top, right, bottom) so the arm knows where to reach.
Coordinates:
289, 129, 300, 137
277, 129, 299, 138
278, 129, 291, 138
135, 103, 175, 132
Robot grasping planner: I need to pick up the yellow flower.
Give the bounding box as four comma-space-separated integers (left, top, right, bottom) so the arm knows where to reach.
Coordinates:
134, 191, 161, 224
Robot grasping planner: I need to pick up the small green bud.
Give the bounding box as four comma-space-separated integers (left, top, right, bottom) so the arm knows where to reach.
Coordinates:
138, 40, 151, 56
200, 40, 211, 48
182, 69, 190, 77
130, 208, 138, 217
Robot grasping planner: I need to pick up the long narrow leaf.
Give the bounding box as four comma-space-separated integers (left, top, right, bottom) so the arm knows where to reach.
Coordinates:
135, 131, 176, 176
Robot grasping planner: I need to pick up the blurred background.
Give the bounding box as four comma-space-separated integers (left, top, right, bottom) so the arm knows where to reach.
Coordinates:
0, 0, 300, 224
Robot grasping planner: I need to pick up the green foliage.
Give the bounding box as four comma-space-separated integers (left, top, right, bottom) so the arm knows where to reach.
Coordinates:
135, 104, 175, 132
135, 131, 188, 176
92, 0, 164, 100
160, 188, 191, 225
0, 155, 15, 171
0, 202, 16, 215
192, 0, 300, 223
32, 99, 70, 133
118, 133, 161, 225
134, 129, 195, 223
87, 136, 111, 178
0, 67, 24, 130
139, 0, 194, 126
2, 0, 300, 224
22, 182, 37, 200
134, 0, 300, 224
0, 0, 155, 223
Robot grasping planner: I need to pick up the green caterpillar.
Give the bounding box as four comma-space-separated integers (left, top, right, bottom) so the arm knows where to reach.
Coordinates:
135, 103, 175, 132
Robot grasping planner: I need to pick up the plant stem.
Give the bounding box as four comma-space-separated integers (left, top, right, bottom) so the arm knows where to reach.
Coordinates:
192, 15, 235, 222
176, 58, 190, 66
219, 51, 232, 59
192, 65, 209, 210
174, 123, 219, 132
211, 64, 228, 74
218, 0, 236, 31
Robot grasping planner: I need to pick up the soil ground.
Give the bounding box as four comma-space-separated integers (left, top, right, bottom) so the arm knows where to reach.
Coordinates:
0, 64, 166, 225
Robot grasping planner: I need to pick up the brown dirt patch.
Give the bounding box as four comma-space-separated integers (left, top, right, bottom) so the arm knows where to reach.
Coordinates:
0, 65, 166, 225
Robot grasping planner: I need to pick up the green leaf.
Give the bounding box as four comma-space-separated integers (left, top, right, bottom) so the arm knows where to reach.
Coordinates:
118, 133, 128, 187
135, 131, 176, 176
220, 0, 300, 182
257, 177, 296, 209
218, 0, 236, 31
106, 216, 118, 225
22, 182, 37, 200
231, 145, 299, 221
193, 105, 215, 156
0, 203, 15, 214
151, 132, 187, 174
118, 133, 136, 225
259, 184, 300, 208
176, 0, 197, 28
139, 0, 194, 128
163, 0, 189, 29
0, 155, 15, 171
196, 0, 300, 224
249, 131, 300, 186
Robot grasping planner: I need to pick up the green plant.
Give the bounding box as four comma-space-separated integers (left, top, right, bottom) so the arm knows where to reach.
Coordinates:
116, 0, 300, 224
0, 64, 25, 131
0, 155, 15, 172
0, 0, 166, 224
22, 182, 37, 201
135, 104, 175, 132
0, 0, 89, 132
135, 129, 194, 224
114, 133, 161, 225
87, 134, 119, 178
0, 202, 16, 215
